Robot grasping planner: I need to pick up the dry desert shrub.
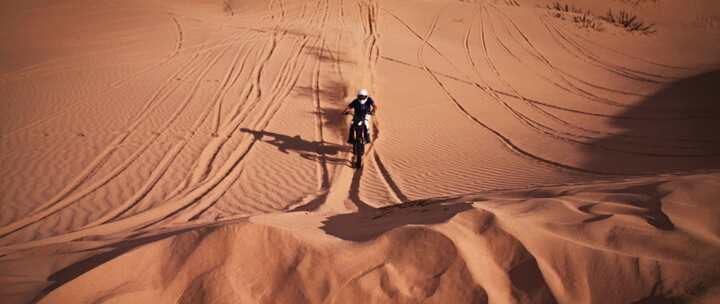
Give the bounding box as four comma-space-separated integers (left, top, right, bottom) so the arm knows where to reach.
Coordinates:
616, 0, 660, 6
544, 1, 604, 31
546, 1, 582, 14
572, 12, 603, 30
544, 2, 656, 34
601, 9, 655, 34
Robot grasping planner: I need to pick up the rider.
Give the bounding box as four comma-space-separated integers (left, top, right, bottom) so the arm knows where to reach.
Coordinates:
344, 88, 377, 144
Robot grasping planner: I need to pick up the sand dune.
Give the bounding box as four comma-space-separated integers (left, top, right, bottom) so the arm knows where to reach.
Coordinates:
1, 0, 719, 303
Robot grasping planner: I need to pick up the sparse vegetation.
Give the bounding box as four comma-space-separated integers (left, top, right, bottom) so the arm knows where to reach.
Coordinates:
544, 2, 656, 34
572, 12, 602, 30
601, 9, 655, 34
545, 1, 603, 31
546, 1, 582, 14
617, 0, 660, 6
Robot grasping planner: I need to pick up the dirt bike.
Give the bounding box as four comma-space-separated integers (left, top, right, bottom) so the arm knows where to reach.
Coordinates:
345, 113, 371, 169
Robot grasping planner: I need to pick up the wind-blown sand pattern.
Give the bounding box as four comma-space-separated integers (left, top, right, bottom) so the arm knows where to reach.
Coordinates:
1, 0, 719, 303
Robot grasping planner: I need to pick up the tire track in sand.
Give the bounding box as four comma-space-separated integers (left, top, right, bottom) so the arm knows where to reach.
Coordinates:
0, 13, 187, 137
166, 33, 315, 222
465, 7, 623, 156
0, 47, 230, 239
0, 19, 253, 138
79, 44, 258, 228
477, 5, 720, 156
0, 32, 280, 245
288, 0, 358, 212
311, 1, 333, 194
385, 6, 613, 175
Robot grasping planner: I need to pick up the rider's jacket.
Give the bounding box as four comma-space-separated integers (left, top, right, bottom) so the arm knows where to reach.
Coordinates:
348, 97, 375, 121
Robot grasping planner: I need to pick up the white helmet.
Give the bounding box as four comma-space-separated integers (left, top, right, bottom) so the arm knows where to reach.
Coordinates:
357, 88, 369, 97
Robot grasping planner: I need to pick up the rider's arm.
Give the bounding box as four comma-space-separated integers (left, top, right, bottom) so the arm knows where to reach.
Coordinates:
370, 103, 378, 114
343, 101, 356, 115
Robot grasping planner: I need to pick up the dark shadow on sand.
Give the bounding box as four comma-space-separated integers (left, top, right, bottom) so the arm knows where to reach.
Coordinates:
577, 183, 675, 230
320, 195, 474, 242
579, 70, 720, 174
303, 45, 355, 65
239, 128, 351, 166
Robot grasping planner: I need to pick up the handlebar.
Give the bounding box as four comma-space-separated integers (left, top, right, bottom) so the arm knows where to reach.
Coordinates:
343, 111, 375, 116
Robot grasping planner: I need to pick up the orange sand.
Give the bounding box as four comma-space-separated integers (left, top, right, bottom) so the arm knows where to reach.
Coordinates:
1, 0, 720, 303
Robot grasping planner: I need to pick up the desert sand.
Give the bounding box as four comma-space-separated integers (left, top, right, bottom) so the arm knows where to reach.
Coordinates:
1, 0, 720, 303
